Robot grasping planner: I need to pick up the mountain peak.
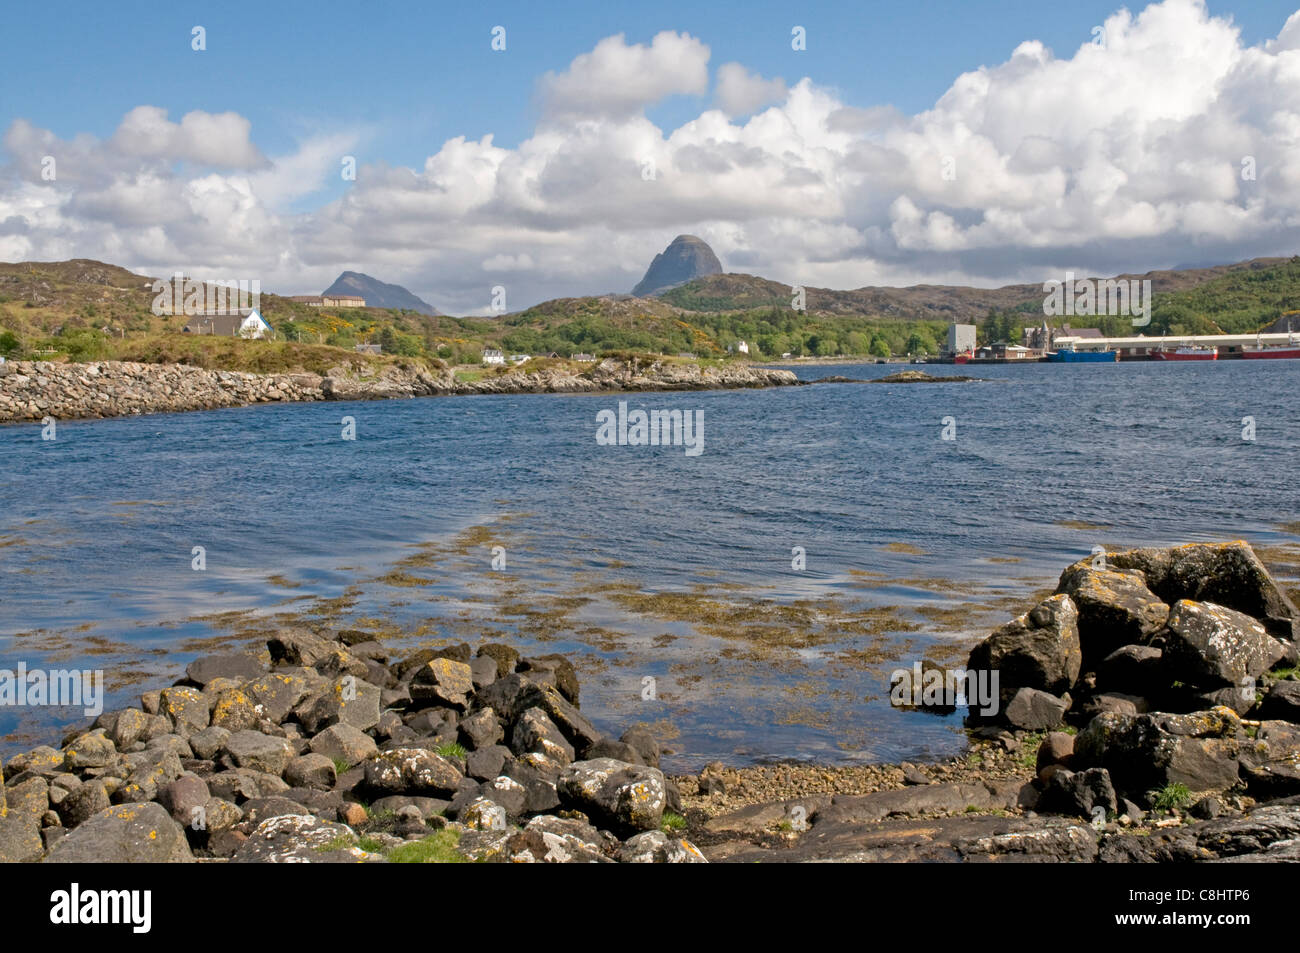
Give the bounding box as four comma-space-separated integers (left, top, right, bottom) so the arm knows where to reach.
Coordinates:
322, 272, 439, 315
631, 235, 723, 297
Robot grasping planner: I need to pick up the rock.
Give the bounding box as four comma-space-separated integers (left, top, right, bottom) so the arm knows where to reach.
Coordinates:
466, 745, 510, 781
44, 803, 194, 862
297, 677, 381, 733
587, 738, 645, 765
1075, 708, 1242, 799
209, 688, 263, 732
189, 726, 232, 761
618, 830, 708, 863
341, 802, 368, 827
1041, 767, 1118, 819
515, 682, 603, 757
157, 775, 210, 825
0, 815, 43, 862
461, 797, 509, 831
558, 758, 667, 834
1079, 692, 1148, 719
967, 594, 1081, 708
519, 655, 580, 705
5, 746, 64, 779
1238, 720, 1300, 797
1036, 732, 1076, 774
477, 643, 520, 678
117, 748, 184, 803
62, 730, 116, 770
1056, 567, 1170, 666
308, 723, 378, 767
363, 748, 463, 796
1157, 600, 1285, 688
458, 708, 504, 750
1101, 541, 1298, 641
1003, 688, 1069, 730
512, 708, 576, 765
231, 813, 381, 863
285, 754, 337, 791
1190, 796, 1223, 820
244, 671, 314, 723
410, 658, 474, 709
240, 796, 311, 827
266, 629, 335, 668
1098, 645, 1165, 694
632, 234, 723, 297
107, 709, 152, 749
469, 656, 498, 689
224, 731, 293, 776
159, 686, 209, 735
57, 779, 111, 828
1260, 680, 1300, 722
186, 653, 264, 687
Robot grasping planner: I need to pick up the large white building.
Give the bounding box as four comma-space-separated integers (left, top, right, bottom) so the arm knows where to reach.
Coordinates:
946, 324, 977, 356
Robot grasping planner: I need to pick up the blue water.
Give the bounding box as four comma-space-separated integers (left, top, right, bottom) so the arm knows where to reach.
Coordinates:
2, 360, 1297, 770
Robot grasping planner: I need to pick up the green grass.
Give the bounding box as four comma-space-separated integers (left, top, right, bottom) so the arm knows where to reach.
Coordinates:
1152, 783, 1193, 813
436, 742, 468, 760
385, 830, 466, 863
661, 811, 686, 832
332, 757, 352, 775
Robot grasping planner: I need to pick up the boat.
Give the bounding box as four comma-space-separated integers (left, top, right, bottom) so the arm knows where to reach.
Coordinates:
1048, 346, 1119, 363
1152, 345, 1217, 361
1243, 330, 1300, 359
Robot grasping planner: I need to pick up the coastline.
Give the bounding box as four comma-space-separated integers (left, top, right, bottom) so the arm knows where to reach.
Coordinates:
0, 358, 800, 424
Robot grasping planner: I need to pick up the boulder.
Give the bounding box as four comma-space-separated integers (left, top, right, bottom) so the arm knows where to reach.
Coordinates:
231, 813, 381, 863
618, 830, 708, 863
511, 708, 575, 765
1101, 541, 1298, 641
410, 658, 474, 709
557, 758, 667, 834
967, 594, 1081, 708
1003, 688, 1069, 729
1097, 645, 1164, 694
308, 723, 378, 767
1040, 767, 1118, 819
363, 748, 463, 796
223, 731, 293, 776
1075, 708, 1242, 799
285, 754, 337, 791
1056, 567, 1169, 666
186, 653, 264, 687
44, 803, 194, 863
1157, 600, 1285, 688
1259, 680, 1300, 723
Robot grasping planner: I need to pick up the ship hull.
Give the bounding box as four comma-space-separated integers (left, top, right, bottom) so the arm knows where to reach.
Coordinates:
1242, 347, 1300, 359
1048, 350, 1119, 363
1152, 349, 1217, 361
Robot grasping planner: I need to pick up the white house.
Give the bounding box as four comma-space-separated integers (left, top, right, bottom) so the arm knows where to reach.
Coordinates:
737, 340, 750, 354
482, 348, 505, 365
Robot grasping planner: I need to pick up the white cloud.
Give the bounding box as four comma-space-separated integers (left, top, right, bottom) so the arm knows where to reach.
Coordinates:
2, 0, 1300, 314
714, 63, 788, 117
539, 31, 710, 119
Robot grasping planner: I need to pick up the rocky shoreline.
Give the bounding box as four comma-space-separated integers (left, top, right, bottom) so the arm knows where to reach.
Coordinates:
3, 540, 1299, 863
0, 358, 799, 424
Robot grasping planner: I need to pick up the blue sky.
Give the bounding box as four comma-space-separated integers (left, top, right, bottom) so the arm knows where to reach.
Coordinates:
3, 0, 1300, 311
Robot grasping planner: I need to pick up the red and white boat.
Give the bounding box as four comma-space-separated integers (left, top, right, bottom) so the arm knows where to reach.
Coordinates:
1152, 345, 1218, 361
1243, 333, 1300, 359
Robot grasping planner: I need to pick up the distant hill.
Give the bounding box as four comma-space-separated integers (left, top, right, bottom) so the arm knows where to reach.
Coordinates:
632, 235, 723, 297
657, 256, 1299, 323
323, 271, 439, 315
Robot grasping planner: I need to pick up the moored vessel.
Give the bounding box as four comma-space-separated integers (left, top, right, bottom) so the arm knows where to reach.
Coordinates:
1152, 345, 1217, 361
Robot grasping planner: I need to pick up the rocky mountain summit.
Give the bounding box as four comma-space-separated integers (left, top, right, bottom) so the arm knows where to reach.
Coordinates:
322, 271, 439, 315
631, 235, 723, 297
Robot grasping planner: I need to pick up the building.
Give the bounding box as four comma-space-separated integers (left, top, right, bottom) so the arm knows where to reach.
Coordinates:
945, 323, 977, 356
182, 309, 272, 339
321, 295, 366, 309
572, 352, 596, 362
736, 340, 750, 354
289, 295, 324, 307
509, 354, 530, 364
482, 348, 505, 365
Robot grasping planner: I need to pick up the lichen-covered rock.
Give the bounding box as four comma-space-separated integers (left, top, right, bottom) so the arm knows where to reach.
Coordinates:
44, 803, 194, 863
967, 594, 1081, 707
410, 658, 474, 709
1055, 567, 1169, 666
618, 830, 708, 863
1075, 708, 1243, 799
230, 813, 382, 863
1100, 541, 1298, 642
363, 748, 463, 796
223, 731, 293, 776
159, 686, 209, 735
558, 758, 667, 834
512, 708, 575, 765
1157, 600, 1286, 688
296, 677, 381, 733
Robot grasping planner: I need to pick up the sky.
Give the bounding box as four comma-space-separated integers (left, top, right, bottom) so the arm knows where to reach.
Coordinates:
2, 0, 1300, 314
